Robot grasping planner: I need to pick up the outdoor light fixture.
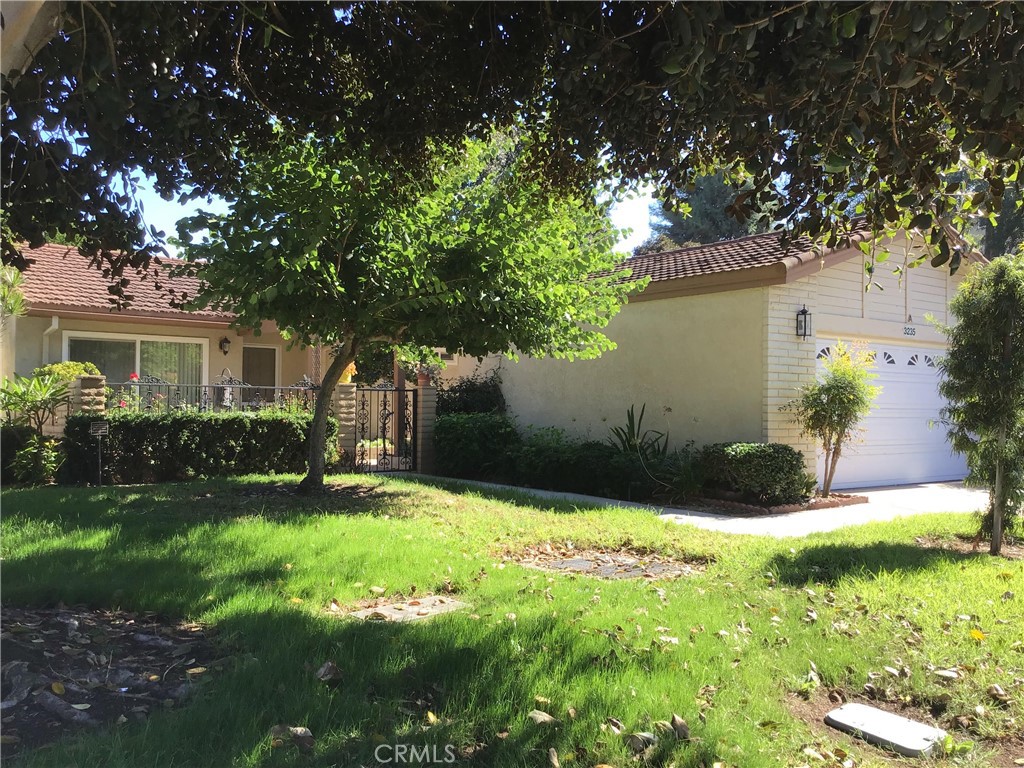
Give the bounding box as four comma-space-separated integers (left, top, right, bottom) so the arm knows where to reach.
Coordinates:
795, 305, 812, 338
219, 337, 231, 355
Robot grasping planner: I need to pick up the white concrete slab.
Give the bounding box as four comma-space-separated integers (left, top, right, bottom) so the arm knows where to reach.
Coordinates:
824, 702, 947, 757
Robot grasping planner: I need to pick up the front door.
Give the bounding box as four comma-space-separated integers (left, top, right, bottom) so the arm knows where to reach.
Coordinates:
242, 347, 276, 402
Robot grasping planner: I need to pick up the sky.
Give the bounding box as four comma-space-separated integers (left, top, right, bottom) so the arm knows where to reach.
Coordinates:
137, 182, 654, 258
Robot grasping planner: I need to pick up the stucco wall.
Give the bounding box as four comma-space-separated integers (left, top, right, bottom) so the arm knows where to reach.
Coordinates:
497, 288, 766, 448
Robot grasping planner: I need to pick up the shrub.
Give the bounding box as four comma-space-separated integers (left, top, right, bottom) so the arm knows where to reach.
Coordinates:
62, 411, 338, 484
0, 374, 70, 434
436, 370, 505, 416
10, 434, 64, 485
699, 442, 814, 505
607, 404, 668, 464
434, 412, 520, 480
1, 424, 35, 484
31, 361, 100, 382
654, 442, 705, 503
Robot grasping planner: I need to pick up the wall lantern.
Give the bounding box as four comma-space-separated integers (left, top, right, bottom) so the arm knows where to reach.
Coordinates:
795, 305, 812, 338
219, 337, 232, 355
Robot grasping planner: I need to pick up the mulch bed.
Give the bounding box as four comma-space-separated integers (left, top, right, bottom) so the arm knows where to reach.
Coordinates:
508, 542, 710, 580
914, 534, 1024, 561
0, 606, 220, 759
692, 493, 868, 517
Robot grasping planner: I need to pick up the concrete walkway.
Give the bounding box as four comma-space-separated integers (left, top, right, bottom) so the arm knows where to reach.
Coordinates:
412, 475, 987, 538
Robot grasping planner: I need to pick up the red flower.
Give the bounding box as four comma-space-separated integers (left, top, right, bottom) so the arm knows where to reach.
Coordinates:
129, 372, 140, 382
118, 400, 128, 408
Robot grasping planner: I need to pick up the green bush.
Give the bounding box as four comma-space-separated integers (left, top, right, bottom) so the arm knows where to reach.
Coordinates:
62, 411, 338, 484
436, 371, 505, 416
434, 412, 520, 480
31, 361, 100, 382
10, 434, 64, 485
655, 443, 705, 503
1, 424, 36, 484
699, 442, 814, 505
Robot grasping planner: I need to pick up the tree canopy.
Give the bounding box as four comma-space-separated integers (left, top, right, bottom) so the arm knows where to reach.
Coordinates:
176, 132, 639, 488
4, 2, 1024, 294
634, 172, 767, 256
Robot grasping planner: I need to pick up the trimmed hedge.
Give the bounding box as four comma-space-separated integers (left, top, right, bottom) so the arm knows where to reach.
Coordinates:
434, 412, 520, 480
436, 371, 505, 416
699, 442, 814, 505
1, 424, 36, 484
63, 411, 338, 484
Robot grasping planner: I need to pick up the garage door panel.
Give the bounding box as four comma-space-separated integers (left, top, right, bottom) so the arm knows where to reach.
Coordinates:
816, 339, 967, 489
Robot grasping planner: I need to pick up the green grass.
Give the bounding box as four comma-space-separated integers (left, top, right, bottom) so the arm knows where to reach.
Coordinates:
1, 475, 1021, 767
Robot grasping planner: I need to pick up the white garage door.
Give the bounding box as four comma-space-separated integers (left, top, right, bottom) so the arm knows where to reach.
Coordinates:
816, 340, 968, 490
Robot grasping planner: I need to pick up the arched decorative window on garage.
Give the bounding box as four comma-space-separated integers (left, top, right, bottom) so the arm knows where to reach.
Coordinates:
908, 354, 919, 366
882, 352, 896, 365
924, 355, 936, 368
817, 347, 831, 360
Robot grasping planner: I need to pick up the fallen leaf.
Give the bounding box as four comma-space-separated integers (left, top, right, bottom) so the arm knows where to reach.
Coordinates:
283, 563, 293, 571
970, 628, 986, 642
370, 586, 387, 595
329, 599, 342, 613
535, 695, 551, 705
626, 732, 657, 754
426, 711, 439, 725
671, 713, 691, 740
566, 706, 577, 719
548, 747, 560, 768
988, 683, 1012, 703
289, 597, 303, 604
186, 667, 207, 676
71, 703, 91, 710
605, 716, 624, 734
50, 682, 65, 695
528, 709, 558, 725
0, 735, 20, 744
289, 726, 315, 755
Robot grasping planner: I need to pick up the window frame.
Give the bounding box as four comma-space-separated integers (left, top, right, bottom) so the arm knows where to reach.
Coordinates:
62, 330, 210, 385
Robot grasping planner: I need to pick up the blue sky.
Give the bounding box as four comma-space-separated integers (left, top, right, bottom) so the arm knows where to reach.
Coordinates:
138, 183, 653, 257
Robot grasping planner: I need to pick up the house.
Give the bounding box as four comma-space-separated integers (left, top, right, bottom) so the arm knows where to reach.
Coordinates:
486, 228, 975, 490
1, 244, 326, 394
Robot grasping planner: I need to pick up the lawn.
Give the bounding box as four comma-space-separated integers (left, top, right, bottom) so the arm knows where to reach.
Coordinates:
1, 475, 1021, 767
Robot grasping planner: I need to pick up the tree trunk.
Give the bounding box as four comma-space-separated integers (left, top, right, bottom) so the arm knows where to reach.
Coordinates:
823, 445, 842, 497
991, 426, 1007, 556
298, 340, 355, 493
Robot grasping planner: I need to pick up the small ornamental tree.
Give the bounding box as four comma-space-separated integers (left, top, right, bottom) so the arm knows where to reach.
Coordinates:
178, 132, 641, 491
784, 342, 881, 496
939, 254, 1024, 555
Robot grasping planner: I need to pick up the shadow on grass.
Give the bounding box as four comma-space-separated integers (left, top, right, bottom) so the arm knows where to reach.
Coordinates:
5, 600, 719, 768
766, 541, 980, 586
401, 474, 632, 514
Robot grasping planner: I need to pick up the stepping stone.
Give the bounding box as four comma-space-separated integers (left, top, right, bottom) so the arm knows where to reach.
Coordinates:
348, 595, 470, 623
824, 702, 947, 757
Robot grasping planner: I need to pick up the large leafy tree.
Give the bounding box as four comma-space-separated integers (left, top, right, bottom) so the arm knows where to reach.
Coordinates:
939, 254, 1024, 556
176, 133, 639, 490
4, 2, 1024, 293
634, 172, 768, 256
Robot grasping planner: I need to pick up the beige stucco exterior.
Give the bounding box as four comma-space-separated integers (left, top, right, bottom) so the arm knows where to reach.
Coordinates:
3, 312, 320, 387
496, 287, 767, 447
483, 242, 971, 477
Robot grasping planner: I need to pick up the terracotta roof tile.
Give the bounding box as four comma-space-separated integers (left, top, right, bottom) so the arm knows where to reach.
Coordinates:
619, 224, 872, 283
17, 244, 231, 322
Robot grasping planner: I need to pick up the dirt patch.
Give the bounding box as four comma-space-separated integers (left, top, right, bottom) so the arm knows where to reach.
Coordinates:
693, 493, 868, 517
913, 533, 1024, 561
0, 606, 221, 759
787, 689, 1024, 767
508, 543, 709, 580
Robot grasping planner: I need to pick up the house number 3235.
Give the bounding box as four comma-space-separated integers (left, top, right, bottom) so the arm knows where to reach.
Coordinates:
903, 326, 917, 336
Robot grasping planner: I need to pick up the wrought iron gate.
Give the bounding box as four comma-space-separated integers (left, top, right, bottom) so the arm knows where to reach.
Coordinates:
354, 388, 417, 472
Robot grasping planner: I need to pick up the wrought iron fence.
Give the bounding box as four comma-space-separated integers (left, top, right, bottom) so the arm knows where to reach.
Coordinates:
354, 387, 416, 472
106, 373, 319, 414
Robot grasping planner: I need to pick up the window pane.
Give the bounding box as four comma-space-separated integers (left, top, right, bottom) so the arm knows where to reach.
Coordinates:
140, 341, 202, 386
68, 339, 135, 383
243, 348, 276, 387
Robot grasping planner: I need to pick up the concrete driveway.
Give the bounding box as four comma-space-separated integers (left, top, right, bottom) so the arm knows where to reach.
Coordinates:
659, 482, 988, 537
415, 475, 988, 539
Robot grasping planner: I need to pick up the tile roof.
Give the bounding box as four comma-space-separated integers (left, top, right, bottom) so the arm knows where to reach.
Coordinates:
620, 224, 872, 284
17, 244, 231, 322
